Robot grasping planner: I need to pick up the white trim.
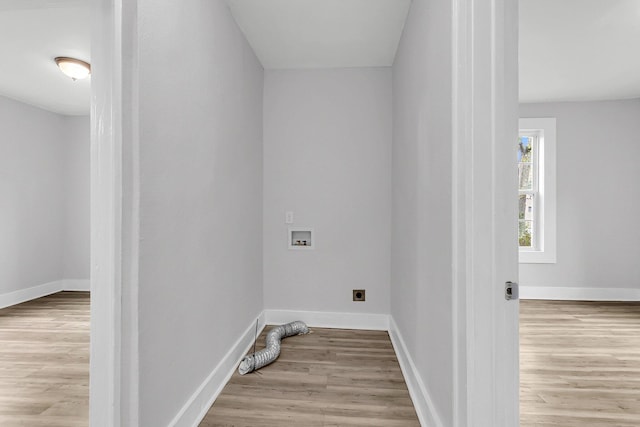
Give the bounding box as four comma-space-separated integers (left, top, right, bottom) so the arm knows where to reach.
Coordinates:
91, 0, 129, 425
62, 279, 91, 291
0, 279, 92, 309
264, 309, 389, 331
451, 0, 471, 423
0, 281, 64, 309
168, 313, 266, 427
388, 317, 443, 427
451, 0, 520, 423
520, 286, 640, 301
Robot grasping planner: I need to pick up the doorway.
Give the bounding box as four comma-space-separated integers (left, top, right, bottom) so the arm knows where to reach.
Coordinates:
518, 0, 640, 424
0, 2, 91, 424
90, 0, 521, 425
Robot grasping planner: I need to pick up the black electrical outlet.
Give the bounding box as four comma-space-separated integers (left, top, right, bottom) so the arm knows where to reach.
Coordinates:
353, 289, 366, 302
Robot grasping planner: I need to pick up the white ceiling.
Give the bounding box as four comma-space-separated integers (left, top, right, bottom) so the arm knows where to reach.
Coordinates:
520, 0, 640, 103
0, 0, 90, 116
1, 0, 638, 115
225, 0, 412, 69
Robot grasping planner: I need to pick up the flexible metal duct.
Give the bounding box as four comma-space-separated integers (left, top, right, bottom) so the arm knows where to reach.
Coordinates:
238, 320, 309, 375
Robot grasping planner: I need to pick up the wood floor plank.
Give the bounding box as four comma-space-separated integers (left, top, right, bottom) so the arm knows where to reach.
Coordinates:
520, 300, 640, 427
0, 292, 89, 426
201, 327, 420, 426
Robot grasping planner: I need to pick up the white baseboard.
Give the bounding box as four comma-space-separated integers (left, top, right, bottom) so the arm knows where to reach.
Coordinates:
520, 285, 640, 301
264, 309, 389, 330
168, 312, 266, 427
388, 316, 442, 427
0, 280, 63, 309
61, 279, 91, 291
0, 279, 92, 310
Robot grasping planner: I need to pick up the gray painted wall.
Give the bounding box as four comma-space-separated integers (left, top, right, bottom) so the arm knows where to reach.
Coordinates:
520, 98, 640, 289
135, 0, 264, 424
63, 116, 90, 280
263, 68, 392, 315
0, 95, 65, 293
391, 0, 454, 423
0, 95, 89, 295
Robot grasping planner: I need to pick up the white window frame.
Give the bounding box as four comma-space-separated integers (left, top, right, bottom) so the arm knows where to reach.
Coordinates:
519, 118, 556, 263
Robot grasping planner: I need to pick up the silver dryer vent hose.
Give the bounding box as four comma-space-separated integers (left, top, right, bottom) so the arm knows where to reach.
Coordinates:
238, 320, 309, 375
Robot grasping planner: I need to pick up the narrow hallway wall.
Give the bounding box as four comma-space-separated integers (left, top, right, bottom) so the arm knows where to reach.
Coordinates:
391, 0, 454, 424
134, 0, 264, 425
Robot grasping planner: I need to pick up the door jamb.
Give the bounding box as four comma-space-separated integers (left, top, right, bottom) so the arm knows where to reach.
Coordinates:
90, 0, 140, 425
451, 0, 520, 425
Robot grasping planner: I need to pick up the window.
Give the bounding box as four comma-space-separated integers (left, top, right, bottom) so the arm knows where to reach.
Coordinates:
518, 118, 556, 263
518, 133, 537, 248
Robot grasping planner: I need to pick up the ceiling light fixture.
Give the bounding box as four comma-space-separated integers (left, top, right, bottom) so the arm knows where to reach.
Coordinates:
55, 57, 91, 81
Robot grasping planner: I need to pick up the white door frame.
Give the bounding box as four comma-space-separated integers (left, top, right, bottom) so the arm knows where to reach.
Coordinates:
89, 0, 519, 425
90, 0, 139, 425
451, 0, 519, 425
90, 0, 122, 424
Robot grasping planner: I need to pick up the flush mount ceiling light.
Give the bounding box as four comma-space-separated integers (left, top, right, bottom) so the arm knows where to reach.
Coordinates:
54, 57, 91, 81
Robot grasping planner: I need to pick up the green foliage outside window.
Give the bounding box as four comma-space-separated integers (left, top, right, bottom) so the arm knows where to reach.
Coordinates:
518, 137, 533, 247
519, 221, 531, 247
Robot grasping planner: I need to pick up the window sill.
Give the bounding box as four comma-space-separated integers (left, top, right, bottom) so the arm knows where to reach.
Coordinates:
519, 250, 556, 264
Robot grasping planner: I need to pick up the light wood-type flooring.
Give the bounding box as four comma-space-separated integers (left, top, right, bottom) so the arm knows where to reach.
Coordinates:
520, 300, 640, 427
0, 291, 89, 427
200, 327, 420, 427
2, 294, 639, 426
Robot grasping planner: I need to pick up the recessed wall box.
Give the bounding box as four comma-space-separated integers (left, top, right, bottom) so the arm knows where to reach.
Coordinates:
353, 289, 366, 301
288, 228, 314, 250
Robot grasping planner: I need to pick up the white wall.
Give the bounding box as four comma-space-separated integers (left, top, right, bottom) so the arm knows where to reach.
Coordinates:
134, 0, 264, 425
263, 68, 392, 315
391, 0, 453, 424
520, 98, 640, 291
63, 115, 90, 280
0, 95, 89, 299
0, 95, 65, 294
